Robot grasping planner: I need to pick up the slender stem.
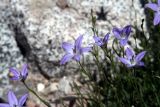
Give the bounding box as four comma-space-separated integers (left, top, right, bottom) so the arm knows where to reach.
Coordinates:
103, 48, 112, 63
22, 81, 51, 107
112, 39, 120, 56
72, 81, 85, 107
78, 61, 92, 79
78, 61, 104, 105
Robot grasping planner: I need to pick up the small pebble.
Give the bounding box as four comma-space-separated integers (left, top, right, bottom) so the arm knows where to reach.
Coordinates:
37, 83, 45, 92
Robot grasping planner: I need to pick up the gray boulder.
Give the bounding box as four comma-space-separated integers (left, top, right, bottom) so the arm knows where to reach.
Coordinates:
0, 0, 146, 79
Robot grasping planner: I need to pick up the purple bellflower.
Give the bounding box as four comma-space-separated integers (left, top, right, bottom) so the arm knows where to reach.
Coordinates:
9, 64, 28, 81
0, 91, 28, 107
60, 35, 91, 65
118, 47, 146, 67
145, 0, 160, 25
112, 25, 131, 46
93, 33, 110, 46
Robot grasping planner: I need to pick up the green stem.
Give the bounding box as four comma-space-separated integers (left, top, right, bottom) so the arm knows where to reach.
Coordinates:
78, 61, 92, 80
112, 39, 120, 56
103, 48, 112, 63
22, 81, 51, 107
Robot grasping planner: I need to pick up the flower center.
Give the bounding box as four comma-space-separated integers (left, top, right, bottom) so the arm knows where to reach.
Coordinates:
121, 32, 126, 39
99, 38, 104, 45
73, 48, 77, 54
73, 47, 80, 55
130, 57, 136, 66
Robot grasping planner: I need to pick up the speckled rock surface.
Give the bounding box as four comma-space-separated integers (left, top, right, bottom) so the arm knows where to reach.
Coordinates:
0, 0, 24, 97
0, 0, 146, 80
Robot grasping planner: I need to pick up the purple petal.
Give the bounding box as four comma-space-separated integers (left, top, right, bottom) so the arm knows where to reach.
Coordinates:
62, 42, 74, 54
9, 68, 20, 80
60, 54, 73, 65
80, 47, 92, 53
21, 64, 28, 80
0, 104, 10, 107
119, 57, 131, 65
8, 91, 18, 106
145, 3, 158, 11
135, 51, 146, 62
93, 36, 103, 46
153, 12, 160, 25
10, 76, 20, 81
137, 61, 145, 66
75, 35, 83, 51
9, 68, 20, 77
123, 25, 131, 36
125, 47, 135, 59
158, 0, 160, 6
19, 94, 28, 106
103, 33, 110, 43
120, 38, 128, 46
73, 54, 81, 61
112, 27, 122, 39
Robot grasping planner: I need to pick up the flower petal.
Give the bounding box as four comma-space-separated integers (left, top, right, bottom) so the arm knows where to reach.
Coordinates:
137, 61, 145, 66
0, 104, 10, 107
119, 57, 131, 65
75, 35, 83, 51
9, 68, 20, 80
153, 12, 160, 25
112, 27, 122, 39
123, 25, 131, 36
8, 91, 18, 106
103, 33, 110, 43
145, 3, 158, 11
19, 94, 28, 106
73, 54, 81, 61
120, 38, 128, 46
60, 54, 73, 65
10, 76, 21, 81
158, 0, 160, 6
135, 51, 146, 62
125, 47, 135, 59
62, 42, 74, 54
80, 47, 92, 53
93, 36, 103, 46
9, 68, 20, 77
21, 64, 28, 80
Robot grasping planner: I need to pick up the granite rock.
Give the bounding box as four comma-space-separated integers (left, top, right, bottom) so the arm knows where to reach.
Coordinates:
0, 0, 146, 79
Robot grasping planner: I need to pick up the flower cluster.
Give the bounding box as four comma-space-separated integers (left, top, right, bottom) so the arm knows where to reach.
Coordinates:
60, 25, 146, 68
60, 0, 160, 66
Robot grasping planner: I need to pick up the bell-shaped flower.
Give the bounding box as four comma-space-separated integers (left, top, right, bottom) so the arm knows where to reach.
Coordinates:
145, 0, 160, 25
9, 64, 28, 81
0, 91, 28, 107
112, 25, 131, 46
118, 47, 146, 67
93, 33, 110, 47
60, 35, 91, 65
